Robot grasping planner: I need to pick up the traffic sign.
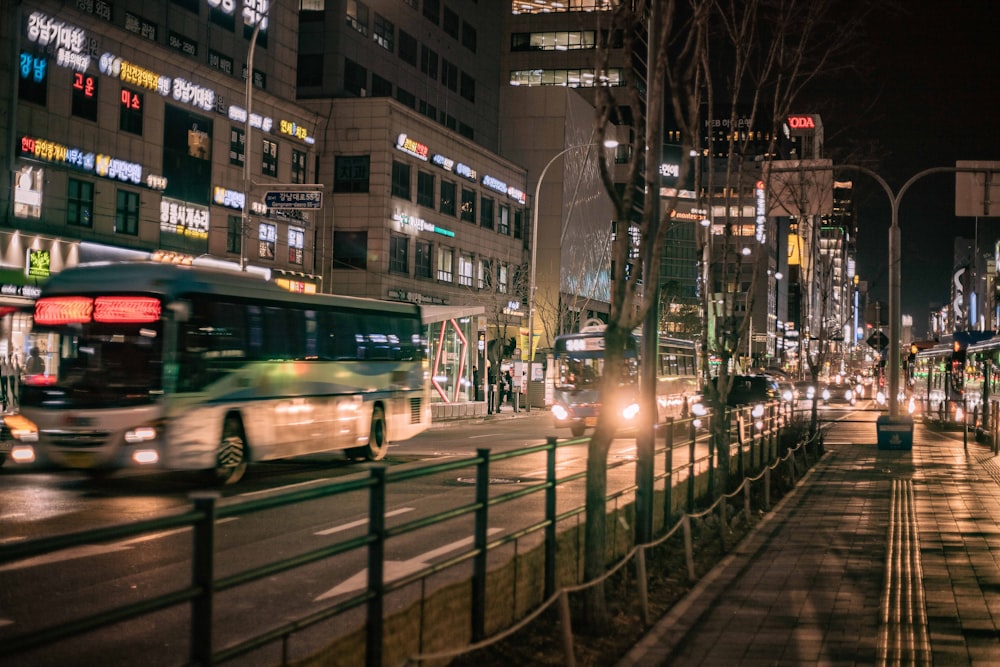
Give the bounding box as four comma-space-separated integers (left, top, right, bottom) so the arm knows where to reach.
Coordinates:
866, 331, 888, 350
264, 191, 323, 210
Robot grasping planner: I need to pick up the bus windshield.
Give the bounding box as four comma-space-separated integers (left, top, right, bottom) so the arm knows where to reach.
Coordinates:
555, 356, 637, 390
22, 324, 164, 408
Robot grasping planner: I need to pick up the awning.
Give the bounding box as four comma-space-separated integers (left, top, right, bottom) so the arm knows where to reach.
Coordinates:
421, 304, 485, 325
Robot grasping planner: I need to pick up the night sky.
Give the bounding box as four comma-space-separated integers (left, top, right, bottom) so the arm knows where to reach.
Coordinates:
814, 1, 1000, 337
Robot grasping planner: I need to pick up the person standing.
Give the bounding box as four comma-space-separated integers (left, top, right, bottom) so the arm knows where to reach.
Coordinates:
0, 355, 9, 411
25, 346, 44, 375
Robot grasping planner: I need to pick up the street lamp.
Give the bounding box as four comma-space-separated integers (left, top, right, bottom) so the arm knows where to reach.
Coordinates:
525, 139, 618, 411
241, 6, 269, 272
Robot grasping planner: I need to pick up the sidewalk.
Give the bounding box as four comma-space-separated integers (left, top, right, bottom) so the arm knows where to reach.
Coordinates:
618, 420, 1000, 666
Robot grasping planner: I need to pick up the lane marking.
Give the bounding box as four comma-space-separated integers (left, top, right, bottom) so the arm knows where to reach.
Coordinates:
315, 528, 503, 601
238, 477, 333, 498
314, 507, 415, 536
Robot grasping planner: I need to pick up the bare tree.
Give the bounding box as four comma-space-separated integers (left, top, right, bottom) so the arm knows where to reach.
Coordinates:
580, 0, 872, 630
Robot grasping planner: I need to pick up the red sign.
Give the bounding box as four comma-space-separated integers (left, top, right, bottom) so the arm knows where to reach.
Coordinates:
73, 72, 96, 97
120, 88, 141, 110
787, 115, 815, 130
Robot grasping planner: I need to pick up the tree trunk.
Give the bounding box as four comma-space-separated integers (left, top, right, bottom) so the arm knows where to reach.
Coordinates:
582, 430, 612, 631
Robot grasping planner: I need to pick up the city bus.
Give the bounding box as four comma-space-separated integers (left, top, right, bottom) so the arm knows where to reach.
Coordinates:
911, 331, 993, 428
11, 261, 430, 483
550, 323, 699, 436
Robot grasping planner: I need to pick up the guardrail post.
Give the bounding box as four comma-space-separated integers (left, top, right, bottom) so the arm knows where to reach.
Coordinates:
744, 481, 751, 522
663, 418, 675, 530
964, 399, 969, 450
736, 410, 745, 481
764, 466, 771, 511
367, 467, 387, 667
636, 545, 649, 626
682, 514, 696, 581
636, 419, 656, 545
190, 491, 219, 667
559, 590, 576, 667
687, 418, 696, 513
544, 437, 557, 598
472, 448, 490, 642
718, 495, 728, 551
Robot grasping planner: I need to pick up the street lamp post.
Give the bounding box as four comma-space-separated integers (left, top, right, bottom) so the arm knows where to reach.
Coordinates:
241, 10, 268, 272
525, 139, 617, 411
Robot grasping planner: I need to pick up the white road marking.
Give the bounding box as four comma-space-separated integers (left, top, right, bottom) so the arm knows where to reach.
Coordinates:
238, 477, 333, 498
314, 507, 415, 536
314, 528, 503, 601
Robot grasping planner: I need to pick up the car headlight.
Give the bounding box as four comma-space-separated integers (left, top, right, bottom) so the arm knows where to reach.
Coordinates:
821, 388, 831, 401
552, 405, 569, 421
621, 402, 640, 421
844, 390, 853, 401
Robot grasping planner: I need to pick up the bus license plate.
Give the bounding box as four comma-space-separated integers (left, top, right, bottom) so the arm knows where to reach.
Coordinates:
64, 452, 96, 468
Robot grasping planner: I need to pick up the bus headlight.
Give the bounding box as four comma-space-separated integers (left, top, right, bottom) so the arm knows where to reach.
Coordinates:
691, 402, 707, 417
11, 445, 36, 464
552, 405, 569, 421
621, 402, 640, 421
125, 425, 159, 444
132, 449, 160, 465
4, 413, 38, 443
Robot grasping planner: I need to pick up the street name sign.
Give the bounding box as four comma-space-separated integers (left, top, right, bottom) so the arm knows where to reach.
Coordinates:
264, 191, 323, 210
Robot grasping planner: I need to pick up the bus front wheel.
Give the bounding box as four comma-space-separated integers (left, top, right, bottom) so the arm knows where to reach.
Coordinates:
349, 405, 389, 461
570, 424, 586, 437
213, 417, 248, 485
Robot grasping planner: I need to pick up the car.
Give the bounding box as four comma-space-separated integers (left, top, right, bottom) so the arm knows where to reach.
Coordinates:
777, 381, 797, 404
793, 380, 825, 410
725, 375, 780, 407
824, 382, 858, 406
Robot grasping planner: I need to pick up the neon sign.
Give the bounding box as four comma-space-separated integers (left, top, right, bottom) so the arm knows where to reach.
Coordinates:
121, 88, 142, 111
160, 197, 209, 239
26, 12, 90, 74
213, 186, 246, 209
393, 212, 456, 238
99, 54, 217, 112
396, 134, 429, 161
279, 119, 310, 141
755, 180, 767, 244
787, 115, 815, 130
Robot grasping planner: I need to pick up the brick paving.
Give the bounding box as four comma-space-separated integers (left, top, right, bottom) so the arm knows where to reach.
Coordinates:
618, 419, 1000, 666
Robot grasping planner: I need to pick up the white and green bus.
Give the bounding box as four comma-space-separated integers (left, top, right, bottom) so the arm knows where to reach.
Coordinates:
13, 261, 430, 483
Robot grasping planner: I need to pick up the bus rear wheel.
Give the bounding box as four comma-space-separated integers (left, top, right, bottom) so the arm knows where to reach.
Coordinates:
348, 405, 389, 461
213, 417, 248, 485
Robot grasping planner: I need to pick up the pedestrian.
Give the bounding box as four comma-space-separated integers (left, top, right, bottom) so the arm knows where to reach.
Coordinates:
25, 346, 44, 375
8, 353, 19, 407
503, 369, 514, 408
0, 354, 9, 410
472, 366, 481, 401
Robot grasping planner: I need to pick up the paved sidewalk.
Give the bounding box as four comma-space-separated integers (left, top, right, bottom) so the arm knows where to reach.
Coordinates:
618, 421, 1000, 666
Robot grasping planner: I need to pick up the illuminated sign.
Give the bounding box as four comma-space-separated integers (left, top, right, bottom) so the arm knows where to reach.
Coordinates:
26, 249, 51, 279
787, 115, 816, 130
482, 174, 507, 195
279, 119, 310, 141
95, 154, 143, 184
243, 0, 270, 31
227, 105, 274, 132
208, 0, 237, 14
160, 197, 209, 239
507, 185, 526, 205
755, 180, 767, 244
34, 296, 162, 325
121, 88, 142, 111
456, 163, 477, 181
26, 12, 91, 73
396, 134, 429, 161
564, 336, 604, 352
213, 186, 246, 209
432, 154, 454, 171
19, 53, 46, 83
393, 212, 455, 238
146, 174, 168, 191
99, 54, 216, 112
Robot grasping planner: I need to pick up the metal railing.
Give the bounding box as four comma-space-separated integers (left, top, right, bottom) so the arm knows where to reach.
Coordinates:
0, 401, 810, 666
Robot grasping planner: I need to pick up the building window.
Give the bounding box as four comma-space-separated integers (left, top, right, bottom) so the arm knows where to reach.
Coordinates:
398, 30, 417, 67
227, 215, 242, 254
437, 246, 453, 283
373, 13, 394, 51
480, 197, 494, 229
459, 253, 474, 287
344, 58, 367, 96
261, 138, 278, 177
478, 258, 492, 289
498, 204, 510, 235
420, 101, 437, 122
509, 67, 623, 88
440, 180, 456, 216
417, 171, 435, 207
396, 86, 416, 108
209, 49, 235, 75
415, 240, 432, 278
333, 230, 368, 269
230, 126, 245, 167
462, 21, 477, 52
389, 235, 409, 274
371, 73, 392, 97
119, 88, 143, 135
71, 72, 99, 121
422, 0, 439, 24
443, 6, 459, 38
514, 209, 524, 240
291, 149, 307, 184
497, 263, 509, 294
392, 161, 411, 199
296, 52, 322, 87
115, 189, 140, 235
67, 178, 93, 227
289, 227, 304, 265
441, 59, 458, 92
420, 46, 438, 79
346, 0, 369, 36
259, 222, 276, 260
458, 122, 474, 141
460, 72, 475, 102
460, 188, 476, 223
334, 155, 370, 193
18, 52, 48, 106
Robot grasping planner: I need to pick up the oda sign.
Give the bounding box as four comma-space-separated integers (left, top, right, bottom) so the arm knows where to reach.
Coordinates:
787, 115, 815, 129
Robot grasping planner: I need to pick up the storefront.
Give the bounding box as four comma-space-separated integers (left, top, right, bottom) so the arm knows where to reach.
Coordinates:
422, 305, 484, 411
